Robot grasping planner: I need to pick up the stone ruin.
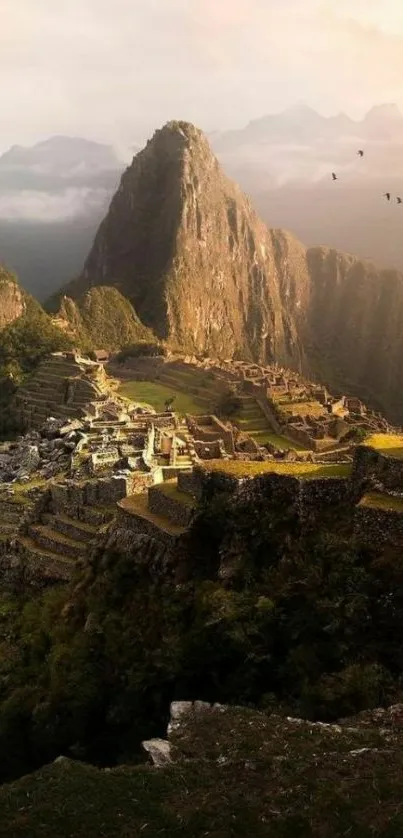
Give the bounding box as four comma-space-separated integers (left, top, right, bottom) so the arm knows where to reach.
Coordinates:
1, 349, 402, 591
14, 350, 119, 429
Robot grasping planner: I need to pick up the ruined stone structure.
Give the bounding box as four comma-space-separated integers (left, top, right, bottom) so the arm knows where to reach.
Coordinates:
14, 351, 118, 429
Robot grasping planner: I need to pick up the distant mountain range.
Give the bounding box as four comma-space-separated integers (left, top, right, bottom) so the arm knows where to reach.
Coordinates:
1, 105, 403, 300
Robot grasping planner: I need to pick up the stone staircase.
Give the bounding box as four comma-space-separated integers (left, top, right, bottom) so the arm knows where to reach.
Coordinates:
234, 396, 273, 437
14, 477, 124, 583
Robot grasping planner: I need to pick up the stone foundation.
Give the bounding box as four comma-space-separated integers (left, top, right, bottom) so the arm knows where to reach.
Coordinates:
148, 486, 194, 528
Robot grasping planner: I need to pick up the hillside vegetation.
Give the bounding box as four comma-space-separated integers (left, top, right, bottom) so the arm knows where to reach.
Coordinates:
2, 705, 403, 838
1, 482, 403, 789
58, 286, 155, 351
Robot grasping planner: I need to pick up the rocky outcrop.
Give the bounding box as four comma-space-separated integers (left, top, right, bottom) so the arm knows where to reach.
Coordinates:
56, 121, 403, 421
0, 267, 26, 330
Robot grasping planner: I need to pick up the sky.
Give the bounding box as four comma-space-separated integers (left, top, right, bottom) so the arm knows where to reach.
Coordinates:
2, 0, 403, 152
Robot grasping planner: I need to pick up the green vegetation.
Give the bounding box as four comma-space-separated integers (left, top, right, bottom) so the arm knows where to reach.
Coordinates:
2, 706, 403, 838
365, 433, 403, 459
0, 470, 402, 794
118, 380, 205, 414
60, 287, 154, 352
252, 430, 308, 450
202, 459, 352, 479
0, 295, 73, 435
0, 296, 72, 383
359, 492, 403, 513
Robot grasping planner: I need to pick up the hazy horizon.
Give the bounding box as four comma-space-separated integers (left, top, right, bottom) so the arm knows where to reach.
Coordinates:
2, 0, 403, 153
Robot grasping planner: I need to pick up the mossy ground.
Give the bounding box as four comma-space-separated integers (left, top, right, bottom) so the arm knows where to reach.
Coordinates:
202, 460, 352, 479
118, 380, 205, 415
359, 492, 403, 513
1, 707, 403, 838
364, 433, 403, 460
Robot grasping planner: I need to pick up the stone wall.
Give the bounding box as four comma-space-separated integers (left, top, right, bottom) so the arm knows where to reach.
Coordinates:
352, 446, 403, 493
354, 504, 403, 547
49, 474, 132, 518
298, 477, 352, 525
194, 439, 224, 459
148, 486, 194, 528
177, 470, 200, 498
186, 415, 235, 455
116, 503, 181, 547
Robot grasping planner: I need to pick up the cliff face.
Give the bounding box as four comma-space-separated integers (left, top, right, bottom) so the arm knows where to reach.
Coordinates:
58, 121, 403, 420
0, 267, 26, 330
61, 122, 310, 370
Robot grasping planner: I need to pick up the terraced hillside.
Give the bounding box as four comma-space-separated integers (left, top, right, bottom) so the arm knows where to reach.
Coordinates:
14, 352, 117, 429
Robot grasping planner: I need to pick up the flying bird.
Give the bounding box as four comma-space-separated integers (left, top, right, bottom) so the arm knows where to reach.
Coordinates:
397, 197, 402, 204
384, 193, 391, 201
357, 150, 364, 157
332, 173, 337, 181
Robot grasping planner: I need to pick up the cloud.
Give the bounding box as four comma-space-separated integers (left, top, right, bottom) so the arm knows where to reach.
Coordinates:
1, 0, 403, 151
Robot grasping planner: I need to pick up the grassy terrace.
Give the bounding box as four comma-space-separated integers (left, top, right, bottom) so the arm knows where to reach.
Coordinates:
118, 380, 206, 415
251, 430, 309, 451
202, 460, 352, 479
364, 433, 403, 460
359, 492, 403, 513
118, 493, 186, 535
275, 399, 325, 419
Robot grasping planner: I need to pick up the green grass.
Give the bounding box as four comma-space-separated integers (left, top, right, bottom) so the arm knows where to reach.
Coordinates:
359, 492, 403, 513
202, 460, 352, 480
252, 430, 309, 451
364, 434, 403, 460
118, 380, 206, 415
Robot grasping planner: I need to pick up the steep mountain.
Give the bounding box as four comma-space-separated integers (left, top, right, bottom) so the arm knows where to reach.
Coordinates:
56, 120, 403, 421
0, 266, 26, 330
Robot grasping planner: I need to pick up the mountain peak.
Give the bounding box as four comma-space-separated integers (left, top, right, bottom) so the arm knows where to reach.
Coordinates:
363, 103, 403, 122
283, 102, 322, 120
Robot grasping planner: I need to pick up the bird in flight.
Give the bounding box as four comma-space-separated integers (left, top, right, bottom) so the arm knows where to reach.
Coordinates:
397, 197, 402, 204
357, 150, 364, 157
332, 173, 337, 181
384, 192, 391, 201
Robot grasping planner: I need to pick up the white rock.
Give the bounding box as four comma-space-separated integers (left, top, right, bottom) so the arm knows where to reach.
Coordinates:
142, 738, 171, 767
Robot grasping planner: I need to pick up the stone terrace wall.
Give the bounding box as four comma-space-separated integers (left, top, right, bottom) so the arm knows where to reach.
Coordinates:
354, 505, 403, 547
298, 477, 352, 526
148, 486, 194, 528
353, 446, 403, 493
179, 466, 351, 526
116, 503, 182, 548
